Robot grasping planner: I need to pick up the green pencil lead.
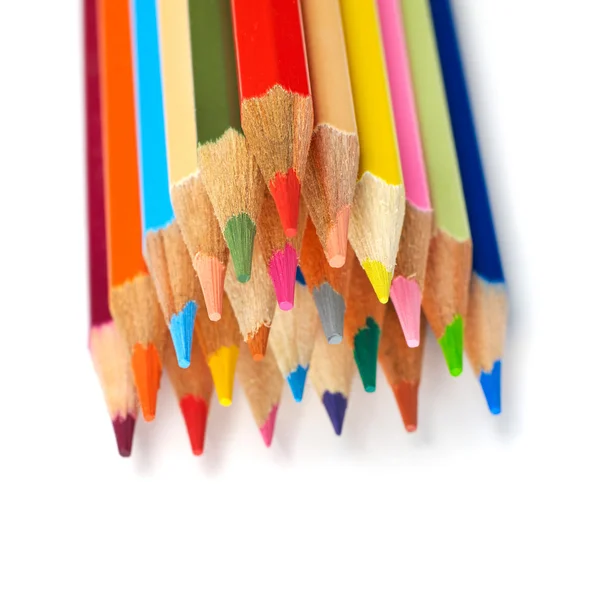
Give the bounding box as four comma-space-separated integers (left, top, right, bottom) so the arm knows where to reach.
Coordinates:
224, 213, 256, 283
353, 317, 381, 393
439, 315, 463, 376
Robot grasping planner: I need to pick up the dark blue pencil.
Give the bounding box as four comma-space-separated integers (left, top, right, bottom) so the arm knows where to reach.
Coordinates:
430, 0, 507, 415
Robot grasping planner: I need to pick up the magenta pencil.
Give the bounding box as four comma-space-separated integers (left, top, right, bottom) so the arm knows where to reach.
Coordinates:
377, 0, 433, 347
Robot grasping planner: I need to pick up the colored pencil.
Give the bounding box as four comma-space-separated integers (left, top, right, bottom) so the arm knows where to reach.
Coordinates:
97, 0, 167, 421
225, 244, 276, 360
430, 0, 507, 413
300, 216, 352, 344
189, 0, 265, 283
344, 247, 386, 393
194, 291, 240, 407
162, 328, 213, 455
402, 0, 472, 376
230, 0, 313, 237
237, 343, 283, 447
377, 0, 433, 347
171, 171, 230, 322
300, 0, 359, 268
131, 0, 197, 369
85, 0, 137, 457
257, 192, 307, 310
339, 0, 405, 304
379, 303, 426, 432
269, 268, 318, 401
309, 325, 355, 436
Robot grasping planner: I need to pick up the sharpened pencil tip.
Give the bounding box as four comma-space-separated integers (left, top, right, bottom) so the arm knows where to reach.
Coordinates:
313, 283, 345, 345
224, 213, 256, 284
392, 382, 419, 433
362, 260, 392, 304
390, 277, 422, 347
247, 324, 270, 361
287, 365, 308, 402
112, 413, 136, 457
207, 345, 239, 407
353, 317, 381, 392
179, 395, 209, 455
269, 168, 300, 238
439, 316, 464, 376
323, 391, 348, 435
259, 404, 279, 447
480, 361, 502, 415
193, 254, 226, 321
326, 206, 350, 268
131, 343, 162, 421
268, 243, 298, 310
169, 301, 197, 368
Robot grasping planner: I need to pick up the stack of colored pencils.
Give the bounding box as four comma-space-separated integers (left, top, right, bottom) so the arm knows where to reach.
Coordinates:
85, 0, 507, 456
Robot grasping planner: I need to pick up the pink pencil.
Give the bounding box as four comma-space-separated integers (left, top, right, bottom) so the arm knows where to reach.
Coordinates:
377, 0, 433, 347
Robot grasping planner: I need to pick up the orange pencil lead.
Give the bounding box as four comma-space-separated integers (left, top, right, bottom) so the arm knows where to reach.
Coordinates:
131, 343, 162, 421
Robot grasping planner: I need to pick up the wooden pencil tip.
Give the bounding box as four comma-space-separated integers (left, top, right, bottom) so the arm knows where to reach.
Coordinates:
131, 343, 162, 422
325, 206, 350, 268
179, 395, 209, 456
247, 325, 270, 361
392, 382, 419, 433
269, 168, 300, 238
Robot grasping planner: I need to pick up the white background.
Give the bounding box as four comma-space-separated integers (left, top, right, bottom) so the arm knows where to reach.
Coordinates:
1, 1, 599, 598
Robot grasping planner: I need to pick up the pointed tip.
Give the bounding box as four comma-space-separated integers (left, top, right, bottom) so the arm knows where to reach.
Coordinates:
287, 365, 308, 402
439, 316, 464, 376
323, 391, 348, 435
224, 214, 256, 283
269, 168, 300, 237
354, 317, 381, 393
247, 324, 270, 361
480, 361, 502, 415
313, 283, 345, 345
179, 395, 209, 455
390, 277, 422, 347
259, 403, 279, 447
362, 260, 392, 303
207, 345, 239, 407
169, 301, 197, 368
193, 254, 226, 321
325, 206, 350, 268
131, 344, 162, 421
392, 382, 418, 432
268, 243, 297, 310
112, 413, 136, 457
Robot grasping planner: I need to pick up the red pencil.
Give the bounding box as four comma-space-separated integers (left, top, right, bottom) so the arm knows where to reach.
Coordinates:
230, 0, 313, 238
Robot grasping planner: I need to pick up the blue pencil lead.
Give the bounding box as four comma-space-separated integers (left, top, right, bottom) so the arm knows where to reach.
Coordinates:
169, 300, 197, 369
323, 392, 348, 436
480, 361, 502, 415
287, 365, 308, 402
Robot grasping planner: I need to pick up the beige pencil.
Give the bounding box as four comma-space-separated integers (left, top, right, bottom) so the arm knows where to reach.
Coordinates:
300, 0, 359, 267
225, 244, 277, 361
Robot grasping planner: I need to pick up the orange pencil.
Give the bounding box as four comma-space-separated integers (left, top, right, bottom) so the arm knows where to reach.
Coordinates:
379, 303, 426, 432
97, 0, 167, 421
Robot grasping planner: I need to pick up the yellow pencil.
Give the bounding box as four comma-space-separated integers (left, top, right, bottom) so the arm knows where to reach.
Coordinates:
340, 0, 405, 304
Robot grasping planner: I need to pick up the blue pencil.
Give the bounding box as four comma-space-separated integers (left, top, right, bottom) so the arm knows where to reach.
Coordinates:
430, 0, 507, 414
131, 0, 197, 369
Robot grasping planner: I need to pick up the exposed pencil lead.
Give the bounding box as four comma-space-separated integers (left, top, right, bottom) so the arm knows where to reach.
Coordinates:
363, 260, 392, 304
179, 395, 209, 455
259, 404, 279, 447
169, 301, 197, 368
131, 343, 162, 421
353, 317, 381, 392
439, 315, 464, 377
287, 365, 308, 402
390, 277, 422, 348
112, 413, 136, 457
224, 213, 256, 283
480, 361, 502, 415
323, 392, 348, 436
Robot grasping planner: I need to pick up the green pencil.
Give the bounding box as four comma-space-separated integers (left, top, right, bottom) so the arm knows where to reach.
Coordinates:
189, 0, 265, 284
401, 0, 472, 376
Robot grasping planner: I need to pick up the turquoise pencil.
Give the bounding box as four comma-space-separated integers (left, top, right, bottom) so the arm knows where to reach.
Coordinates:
131, 0, 198, 368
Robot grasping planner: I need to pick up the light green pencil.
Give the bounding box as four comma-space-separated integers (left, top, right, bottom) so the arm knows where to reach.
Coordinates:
401, 0, 472, 376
